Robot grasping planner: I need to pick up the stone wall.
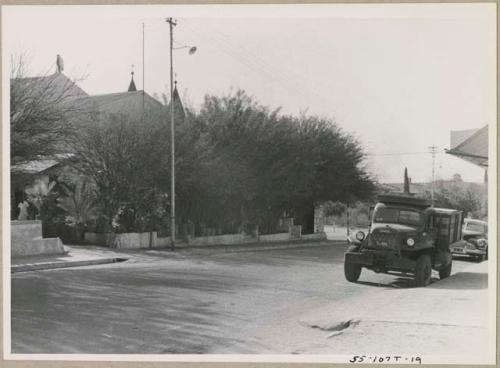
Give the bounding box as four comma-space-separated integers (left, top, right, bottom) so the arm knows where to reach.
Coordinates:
301, 232, 327, 241
259, 232, 290, 242
85, 232, 156, 249
11, 220, 65, 257
83, 225, 331, 249
111, 232, 155, 249
84, 232, 114, 246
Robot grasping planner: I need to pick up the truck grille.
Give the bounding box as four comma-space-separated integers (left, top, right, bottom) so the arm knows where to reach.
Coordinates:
370, 231, 399, 249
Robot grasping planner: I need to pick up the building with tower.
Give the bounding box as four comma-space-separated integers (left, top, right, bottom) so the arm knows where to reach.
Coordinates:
10, 56, 185, 224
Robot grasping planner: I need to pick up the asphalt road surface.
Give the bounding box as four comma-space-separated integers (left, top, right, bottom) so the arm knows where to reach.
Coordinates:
10, 244, 475, 354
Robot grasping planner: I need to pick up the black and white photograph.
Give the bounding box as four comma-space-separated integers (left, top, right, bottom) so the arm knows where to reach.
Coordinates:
2, 3, 496, 365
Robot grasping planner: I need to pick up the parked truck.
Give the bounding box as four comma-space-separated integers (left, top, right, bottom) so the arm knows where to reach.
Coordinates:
344, 194, 463, 287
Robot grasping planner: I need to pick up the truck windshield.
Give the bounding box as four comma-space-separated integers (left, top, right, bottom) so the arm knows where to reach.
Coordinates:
465, 222, 486, 233
373, 207, 424, 227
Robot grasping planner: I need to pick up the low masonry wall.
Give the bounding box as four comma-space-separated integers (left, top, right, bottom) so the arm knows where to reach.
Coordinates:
111, 232, 155, 249
188, 233, 250, 247
84, 225, 331, 249
258, 232, 290, 242
11, 220, 66, 257
85, 232, 156, 249
301, 232, 327, 241
156, 236, 171, 248
84, 232, 114, 246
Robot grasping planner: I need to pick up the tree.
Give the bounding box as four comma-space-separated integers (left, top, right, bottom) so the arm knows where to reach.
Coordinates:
404, 167, 410, 194
69, 89, 375, 236
10, 55, 91, 166
25, 179, 56, 219
57, 178, 100, 239
430, 178, 485, 219
69, 110, 170, 233
185, 90, 375, 234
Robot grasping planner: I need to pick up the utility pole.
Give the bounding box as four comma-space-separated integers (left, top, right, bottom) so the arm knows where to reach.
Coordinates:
346, 203, 350, 237
142, 22, 145, 121
167, 17, 176, 250
428, 145, 438, 207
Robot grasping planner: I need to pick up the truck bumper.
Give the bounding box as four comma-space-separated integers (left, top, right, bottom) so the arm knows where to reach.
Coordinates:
345, 250, 416, 273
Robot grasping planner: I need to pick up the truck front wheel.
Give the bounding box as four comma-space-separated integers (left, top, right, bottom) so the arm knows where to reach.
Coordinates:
415, 254, 432, 287
344, 261, 362, 282
439, 262, 452, 279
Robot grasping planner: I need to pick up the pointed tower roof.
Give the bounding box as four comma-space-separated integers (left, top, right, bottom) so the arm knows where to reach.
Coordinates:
168, 80, 185, 121
128, 70, 137, 92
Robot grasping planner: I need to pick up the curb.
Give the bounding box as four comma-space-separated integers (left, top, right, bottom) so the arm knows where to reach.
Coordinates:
11, 257, 127, 273
180, 240, 346, 254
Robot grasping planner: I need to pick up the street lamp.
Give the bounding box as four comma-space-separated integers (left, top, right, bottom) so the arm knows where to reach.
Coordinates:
166, 18, 197, 250
174, 45, 197, 55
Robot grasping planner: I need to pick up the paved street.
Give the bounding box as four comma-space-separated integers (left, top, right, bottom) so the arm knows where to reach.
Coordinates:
11, 244, 481, 354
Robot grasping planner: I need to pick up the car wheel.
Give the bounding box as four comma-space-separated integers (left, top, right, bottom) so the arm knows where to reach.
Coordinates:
344, 261, 362, 282
344, 245, 362, 282
472, 254, 483, 263
439, 262, 452, 279
415, 254, 432, 287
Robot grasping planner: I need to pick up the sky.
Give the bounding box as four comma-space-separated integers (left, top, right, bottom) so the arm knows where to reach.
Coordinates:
3, 4, 496, 183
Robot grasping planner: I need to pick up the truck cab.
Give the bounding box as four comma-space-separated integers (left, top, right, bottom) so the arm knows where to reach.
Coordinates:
344, 194, 463, 287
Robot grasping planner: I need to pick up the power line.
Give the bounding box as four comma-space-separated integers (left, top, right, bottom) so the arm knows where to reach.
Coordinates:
182, 22, 336, 115
368, 151, 441, 157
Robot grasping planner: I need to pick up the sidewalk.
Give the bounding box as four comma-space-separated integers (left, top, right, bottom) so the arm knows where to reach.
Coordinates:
11, 246, 129, 273
11, 239, 345, 273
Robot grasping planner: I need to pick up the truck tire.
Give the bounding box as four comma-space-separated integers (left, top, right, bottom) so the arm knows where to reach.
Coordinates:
415, 254, 432, 287
344, 261, 362, 282
346, 245, 360, 253
439, 262, 452, 279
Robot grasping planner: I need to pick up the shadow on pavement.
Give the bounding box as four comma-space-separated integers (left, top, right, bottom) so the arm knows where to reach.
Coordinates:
428, 271, 487, 290
356, 275, 451, 289
11, 267, 247, 354
356, 277, 414, 289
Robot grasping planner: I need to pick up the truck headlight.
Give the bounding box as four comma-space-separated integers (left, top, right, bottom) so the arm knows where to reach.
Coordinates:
406, 238, 415, 247
356, 231, 365, 241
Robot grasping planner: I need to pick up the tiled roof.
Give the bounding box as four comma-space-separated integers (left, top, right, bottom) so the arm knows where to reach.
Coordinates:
86, 90, 164, 116
450, 128, 480, 149
11, 159, 60, 174
11, 72, 88, 101
446, 125, 488, 167
11, 154, 75, 174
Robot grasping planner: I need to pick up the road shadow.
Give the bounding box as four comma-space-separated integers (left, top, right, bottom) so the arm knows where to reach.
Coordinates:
428, 271, 488, 290
356, 275, 448, 289
356, 277, 415, 289
11, 267, 248, 354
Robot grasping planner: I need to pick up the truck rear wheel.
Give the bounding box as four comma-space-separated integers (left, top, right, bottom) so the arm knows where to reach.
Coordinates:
415, 254, 432, 287
439, 262, 452, 279
344, 261, 362, 282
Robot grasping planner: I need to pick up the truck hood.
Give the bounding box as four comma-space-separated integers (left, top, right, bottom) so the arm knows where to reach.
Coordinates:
371, 223, 418, 233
